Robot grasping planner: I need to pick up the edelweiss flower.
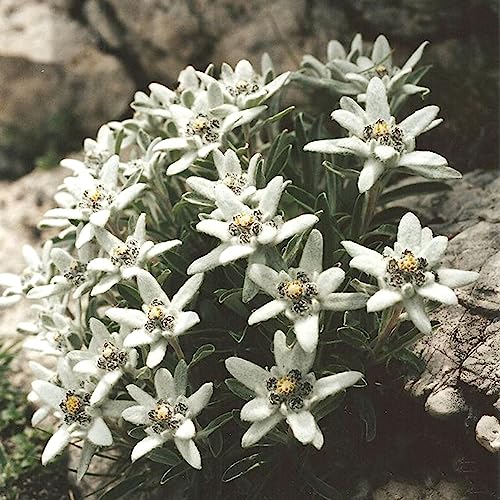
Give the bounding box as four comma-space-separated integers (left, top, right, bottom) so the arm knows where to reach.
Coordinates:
153, 82, 266, 176
121, 136, 166, 179
60, 124, 116, 175
22, 302, 75, 356
106, 270, 203, 368
67, 318, 138, 406
0, 241, 52, 308
28, 242, 96, 300
31, 359, 131, 474
197, 59, 290, 110
42, 155, 146, 248
88, 213, 181, 296
304, 77, 460, 193
186, 177, 318, 301
122, 363, 213, 468
186, 149, 258, 205
342, 212, 479, 334
301, 34, 429, 102
226, 331, 363, 448
248, 229, 366, 352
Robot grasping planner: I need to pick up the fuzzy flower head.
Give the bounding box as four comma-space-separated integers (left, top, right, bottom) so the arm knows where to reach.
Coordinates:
67, 318, 138, 406
42, 155, 146, 247
248, 229, 366, 352
0, 242, 52, 309
106, 270, 203, 368
22, 302, 75, 356
197, 58, 290, 110
186, 149, 259, 205
342, 212, 479, 334
27, 241, 96, 300
187, 177, 318, 277
226, 331, 363, 449
88, 213, 181, 296
305, 77, 461, 193
153, 82, 266, 176
31, 358, 131, 473
121, 362, 213, 468
301, 34, 429, 103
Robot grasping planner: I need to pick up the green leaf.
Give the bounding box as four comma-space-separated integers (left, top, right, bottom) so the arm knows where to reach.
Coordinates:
305, 468, 342, 500
228, 326, 247, 343
380, 181, 451, 205
198, 411, 235, 439
116, 283, 142, 309
222, 453, 266, 482
323, 160, 359, 179
285, 185, 316, 211
99, 474, 146, 500
148, 447, 181, 466
352, 392, 376, 442
160, 461, 189, 485
127, 426, 146, 440
189, 344, 215, 367
225, 378, 254, 401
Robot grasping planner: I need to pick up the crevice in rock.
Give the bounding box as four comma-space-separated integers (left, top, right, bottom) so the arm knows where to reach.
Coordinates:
66, 0, 151, 95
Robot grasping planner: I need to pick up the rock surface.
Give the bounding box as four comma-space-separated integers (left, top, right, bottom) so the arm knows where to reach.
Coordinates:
0, 166, 67, 386
0, 0, 497, 178
405, 170, 500, 453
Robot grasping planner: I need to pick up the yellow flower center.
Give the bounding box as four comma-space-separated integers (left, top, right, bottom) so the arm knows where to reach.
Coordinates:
233, 213, 255, 228
148, 305, 164, 320
113, 245, 128, 256
190, 117, 209, 132
372, 119, 391, 137
398, 251, 418, 273
276, 376, 297, 396
284, 280, 304, 300
154, 403, 172, 421
102, 344, 115, 358
374, 64, 388, 76
89, 189, 103, 202
64, 395, 82, 415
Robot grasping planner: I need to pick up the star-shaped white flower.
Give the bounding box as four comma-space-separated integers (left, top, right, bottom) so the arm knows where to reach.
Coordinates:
197, 58, 290, 110
0, 241, 52, 308
42, 155, 146, 247
187, 177, 318, 301
122, 363, 213, 468
301, 34, 429, 102
226, 331, 363, 448
153, 82, 266, 176
28, 241, 96, 300
31, 358, 132, 478
248, 229, 367, 352
186, 149, 259, 205
88, 213, 181, 296
342, 212, 479, 334
67, 318, 138, 406
22, 301, 75, 356
304, 77, 461, 193
106, 270, 203, 368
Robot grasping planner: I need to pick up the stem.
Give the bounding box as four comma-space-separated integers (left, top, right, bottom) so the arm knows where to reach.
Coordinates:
170, 336, 185, 360
360, 181, 382, 234
372, 304, 403, 356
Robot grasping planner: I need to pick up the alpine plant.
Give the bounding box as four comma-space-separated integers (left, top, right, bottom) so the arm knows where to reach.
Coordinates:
1, 36, 479, 495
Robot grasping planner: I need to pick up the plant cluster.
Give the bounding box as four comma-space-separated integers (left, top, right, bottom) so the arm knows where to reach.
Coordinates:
0, 34, 478, 498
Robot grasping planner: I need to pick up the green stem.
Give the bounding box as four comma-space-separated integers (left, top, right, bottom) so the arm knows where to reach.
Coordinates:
170, 337, 185, 360
372, 304, 403, 357
360, 181, 382, 234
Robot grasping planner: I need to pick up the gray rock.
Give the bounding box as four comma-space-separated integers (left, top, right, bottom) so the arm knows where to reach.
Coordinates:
475, 415, 500, 453
405, 170, 500, 453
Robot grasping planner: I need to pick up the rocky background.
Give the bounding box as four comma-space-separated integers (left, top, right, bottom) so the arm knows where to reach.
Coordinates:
0, 0, 498, 178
